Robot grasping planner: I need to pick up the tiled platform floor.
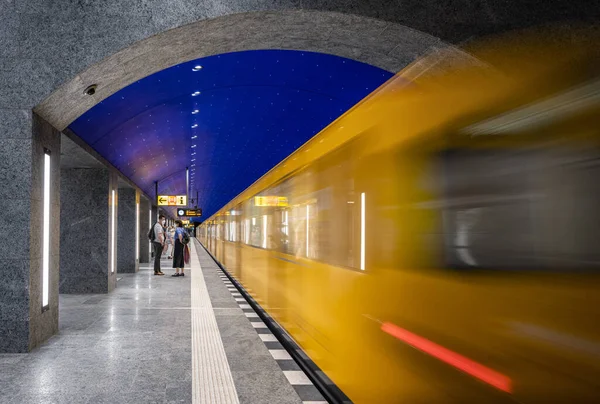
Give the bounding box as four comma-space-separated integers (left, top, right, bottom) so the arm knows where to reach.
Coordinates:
0, 240, 319, 404
195, 240, 324, 404
0, 256, 192, 404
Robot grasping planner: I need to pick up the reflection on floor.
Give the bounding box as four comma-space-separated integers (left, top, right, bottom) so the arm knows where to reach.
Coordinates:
0, 258, 192, 404
0, 241, 320, 404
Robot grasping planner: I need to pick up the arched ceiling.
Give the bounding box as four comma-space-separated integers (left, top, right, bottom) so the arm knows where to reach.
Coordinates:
68, 50, 393, 219
32, 5, 596, 130
36, 10, 479, 131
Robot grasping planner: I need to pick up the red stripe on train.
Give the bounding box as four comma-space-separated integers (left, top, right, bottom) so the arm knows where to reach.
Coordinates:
381, 322, 512, 393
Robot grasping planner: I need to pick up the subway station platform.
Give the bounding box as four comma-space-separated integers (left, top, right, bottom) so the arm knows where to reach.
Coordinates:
0, 240, 325, 404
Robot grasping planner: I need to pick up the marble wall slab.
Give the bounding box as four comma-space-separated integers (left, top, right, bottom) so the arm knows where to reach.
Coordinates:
0, 113, 60, 353
59, 168, 116, 294
117, 188, 139, 273
28, 114, 61, 351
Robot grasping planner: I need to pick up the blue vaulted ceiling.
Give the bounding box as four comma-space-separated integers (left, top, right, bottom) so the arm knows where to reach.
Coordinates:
69, 50, 393, 220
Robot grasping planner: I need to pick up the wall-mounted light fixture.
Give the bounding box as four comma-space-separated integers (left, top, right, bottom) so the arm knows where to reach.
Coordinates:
136, 199, 140, 262
42, 149, 51, 310
111, 189, 116, 273
149, 209, 152, 253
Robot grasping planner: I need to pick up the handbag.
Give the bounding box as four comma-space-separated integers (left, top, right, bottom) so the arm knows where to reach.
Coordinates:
184, 244, 190, 265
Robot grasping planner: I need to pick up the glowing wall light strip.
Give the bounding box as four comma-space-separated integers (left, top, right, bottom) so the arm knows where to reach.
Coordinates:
245, 219, 250, 244
149, 209, 152, 253
111, 189, 116, 273
306, 205, 310, 257
262, 215, 267, 249
42, 151, 51, 309
360, 192, 366, 270
381, 322, 512, 393
136, 200, 140, 261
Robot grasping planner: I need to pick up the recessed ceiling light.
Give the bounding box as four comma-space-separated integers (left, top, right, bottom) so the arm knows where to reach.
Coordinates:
192, 110, 199, 114
191, 135, 197, 139
193, 65, 203, 71
192, 91, 201, 96
83, 84, 97, 96
191, 124, 198, 128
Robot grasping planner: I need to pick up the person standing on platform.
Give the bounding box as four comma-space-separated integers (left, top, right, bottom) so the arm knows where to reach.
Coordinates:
165, 226, 174, 259
171, 220, 187, 277
152, 214, 166, 276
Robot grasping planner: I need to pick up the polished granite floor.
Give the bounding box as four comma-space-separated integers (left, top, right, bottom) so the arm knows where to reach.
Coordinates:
0, 241, 312, 404
0, 257, 192, 404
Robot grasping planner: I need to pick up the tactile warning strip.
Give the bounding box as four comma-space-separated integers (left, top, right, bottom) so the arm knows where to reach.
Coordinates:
189, 242, 240, 404
217, 273, 327, 404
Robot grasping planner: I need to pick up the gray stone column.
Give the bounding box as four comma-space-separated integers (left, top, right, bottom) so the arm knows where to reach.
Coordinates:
117, 188, 139, 273
0, 113, 61, 353
139, 196, 150, 264
151, 205, 158, 259
59, 168, 118, 293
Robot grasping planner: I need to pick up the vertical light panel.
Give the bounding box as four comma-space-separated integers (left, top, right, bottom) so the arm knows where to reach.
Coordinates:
111, 189, 116, 273
361, 192, 366, 270
245, 219, 250, 244
262, 215, 267, 249
136, 200, 140, 261
306, 205, 310, 257
42, 151, 51, 309
149, 209, 152, 252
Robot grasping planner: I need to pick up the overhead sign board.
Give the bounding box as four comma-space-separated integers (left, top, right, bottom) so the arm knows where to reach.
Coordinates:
254, 196, 288, 207
158, 195, 187, 206
177, 208, 202, 217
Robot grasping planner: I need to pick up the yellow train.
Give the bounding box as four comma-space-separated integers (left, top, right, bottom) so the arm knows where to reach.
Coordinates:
200, 30, 600, 403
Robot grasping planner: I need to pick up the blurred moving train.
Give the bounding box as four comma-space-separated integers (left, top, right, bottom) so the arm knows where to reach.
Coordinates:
199, 29, 600, 403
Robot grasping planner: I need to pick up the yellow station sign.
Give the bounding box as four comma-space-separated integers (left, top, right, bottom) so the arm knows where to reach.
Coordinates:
177, 208, 202, 217
157, 195, 187, 206
254, 196, 288, 207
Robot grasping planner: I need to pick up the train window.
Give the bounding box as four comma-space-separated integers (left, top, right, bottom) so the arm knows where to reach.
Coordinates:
243, 218, 250, 245
261, 172, 323, 259
251, 146, 359, 269
245, 215, 266, 248
439, 148, 600, 270
224, 219, 230, 241
238, 139, 358, 268
440, 149, 539, 269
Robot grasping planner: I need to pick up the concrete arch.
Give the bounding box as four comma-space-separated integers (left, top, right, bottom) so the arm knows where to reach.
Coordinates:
34, 10, 479, 131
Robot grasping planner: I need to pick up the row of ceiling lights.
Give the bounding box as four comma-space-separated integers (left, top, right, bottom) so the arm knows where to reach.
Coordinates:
190, 65, 202, 186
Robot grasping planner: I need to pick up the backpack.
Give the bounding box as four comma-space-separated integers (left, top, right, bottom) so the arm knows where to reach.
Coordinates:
148, 222, 157, 241
182, 231, 190, 245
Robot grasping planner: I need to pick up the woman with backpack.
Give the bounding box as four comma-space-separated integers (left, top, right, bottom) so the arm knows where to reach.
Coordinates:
171, 220, 189, 277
